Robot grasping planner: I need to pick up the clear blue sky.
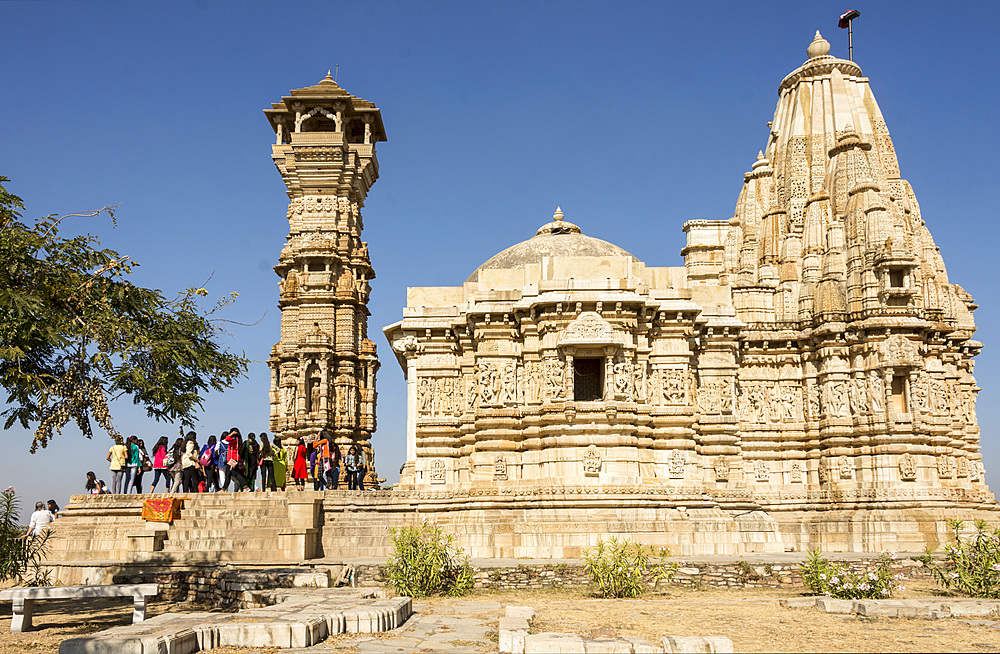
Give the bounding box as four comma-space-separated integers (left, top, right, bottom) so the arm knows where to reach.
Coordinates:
1, 1, 998, 512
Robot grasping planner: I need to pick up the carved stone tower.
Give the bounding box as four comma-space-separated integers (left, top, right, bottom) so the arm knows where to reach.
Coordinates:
264, 73, 385, 483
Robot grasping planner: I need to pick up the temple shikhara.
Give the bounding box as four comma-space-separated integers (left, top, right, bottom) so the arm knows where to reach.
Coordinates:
383, 31, 995, 553
43, 33, 996, 581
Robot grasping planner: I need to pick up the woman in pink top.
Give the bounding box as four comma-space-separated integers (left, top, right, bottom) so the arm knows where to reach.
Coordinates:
149, 436, 170, 493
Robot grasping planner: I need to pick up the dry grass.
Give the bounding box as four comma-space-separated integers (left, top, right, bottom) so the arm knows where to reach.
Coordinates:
420, 582, 1000, 653
1, 580, 998, 653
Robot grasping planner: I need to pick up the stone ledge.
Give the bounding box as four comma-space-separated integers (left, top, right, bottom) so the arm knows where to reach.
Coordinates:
59, 588, 412, 654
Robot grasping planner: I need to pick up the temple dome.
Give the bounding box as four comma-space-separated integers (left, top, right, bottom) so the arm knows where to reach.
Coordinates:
465, 207, 639, 283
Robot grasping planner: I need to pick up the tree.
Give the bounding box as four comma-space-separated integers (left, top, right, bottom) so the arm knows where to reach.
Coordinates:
0, 176, 250, 451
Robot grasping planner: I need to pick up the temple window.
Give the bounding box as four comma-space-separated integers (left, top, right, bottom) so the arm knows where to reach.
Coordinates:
574, 358, 604, 401
889, 268, 906, 288
891, 375, 908, 414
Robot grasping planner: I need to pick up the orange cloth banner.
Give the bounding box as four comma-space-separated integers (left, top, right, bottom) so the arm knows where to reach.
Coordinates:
142, 498, 183, 523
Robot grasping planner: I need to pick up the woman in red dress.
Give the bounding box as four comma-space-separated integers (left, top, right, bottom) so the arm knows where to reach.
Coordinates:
292, 437, 308, 491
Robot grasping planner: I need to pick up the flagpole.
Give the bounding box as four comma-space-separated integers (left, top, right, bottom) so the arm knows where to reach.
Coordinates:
839, 10, 860, 62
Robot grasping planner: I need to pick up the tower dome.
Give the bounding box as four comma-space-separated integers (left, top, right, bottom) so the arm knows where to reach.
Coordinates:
466, 207, 639, 283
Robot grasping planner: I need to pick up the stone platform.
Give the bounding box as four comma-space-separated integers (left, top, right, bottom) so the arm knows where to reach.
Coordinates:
43, 491, 999, 585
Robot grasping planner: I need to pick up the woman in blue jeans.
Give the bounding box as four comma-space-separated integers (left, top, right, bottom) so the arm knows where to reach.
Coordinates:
124, 435, 141, 493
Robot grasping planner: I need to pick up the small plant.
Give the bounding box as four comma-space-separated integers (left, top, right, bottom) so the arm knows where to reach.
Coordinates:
911, 547, 935, 568
382, 523, 475, 598
582, 537, 678, 599
0, 487, 51, 587
735, 560, 762, 585
798, 549, 902, 599
933, 519, 1000, 599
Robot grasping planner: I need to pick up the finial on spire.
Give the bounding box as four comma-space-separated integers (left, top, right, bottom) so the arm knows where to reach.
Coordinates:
807, 30, 831, 59
756, 150, 764, 161
553, 207, 564, 222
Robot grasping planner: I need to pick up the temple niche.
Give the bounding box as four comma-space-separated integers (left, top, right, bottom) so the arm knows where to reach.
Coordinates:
385, 32, 997, 553
264, 73, 383, 486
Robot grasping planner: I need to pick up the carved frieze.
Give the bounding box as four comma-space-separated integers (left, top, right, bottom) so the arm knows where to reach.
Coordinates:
668, 450, 686, 479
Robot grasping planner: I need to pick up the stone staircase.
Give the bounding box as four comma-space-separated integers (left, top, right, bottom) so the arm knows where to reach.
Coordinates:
150, 494, 293, 564
44, 493, 319, 583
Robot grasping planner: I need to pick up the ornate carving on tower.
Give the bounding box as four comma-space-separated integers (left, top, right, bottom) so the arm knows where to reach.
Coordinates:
264, 73, 386, 481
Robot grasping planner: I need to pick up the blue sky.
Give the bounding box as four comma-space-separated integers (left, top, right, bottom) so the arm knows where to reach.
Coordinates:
1, 1, 998, 512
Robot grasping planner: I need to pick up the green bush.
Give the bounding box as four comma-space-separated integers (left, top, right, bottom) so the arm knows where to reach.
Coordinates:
0, 487, 50, 586
582, 537, 678, 598
933, 519, 1000, 599
798, 549, 902, 599
382, 523, 475, 598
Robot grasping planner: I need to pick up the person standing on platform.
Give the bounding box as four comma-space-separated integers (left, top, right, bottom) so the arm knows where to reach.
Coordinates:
200, 436, 218, 492
259, 436, 276, 491
272, 435, 288, 491
106, 440, 128, 493
344, 446, 360, 490
123, 435, 140, 493
150, 437, 170, 493
168, 438, 184, 492
181, 432, 200, 492
132, 439, 150, 494
309, 442, 325, 490
243, 433, 260, 491
292, 437, 308, 491
225, 429, 249, 491
216, 430, 230, 490
327, 440, 342, 490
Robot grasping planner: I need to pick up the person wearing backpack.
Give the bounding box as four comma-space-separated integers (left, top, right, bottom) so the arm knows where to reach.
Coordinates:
200, 436, 217, 492
225, 429, 249, 491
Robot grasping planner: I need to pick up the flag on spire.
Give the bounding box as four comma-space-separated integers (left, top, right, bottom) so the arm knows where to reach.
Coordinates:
839, 9, 860, 28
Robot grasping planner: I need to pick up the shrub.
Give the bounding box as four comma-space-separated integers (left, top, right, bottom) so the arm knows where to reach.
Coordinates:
582, 537, 678, 598
933, 519, 1000, 599
0, 487, 51, 586
382, 523, 474, 598
798, 549, 902, 599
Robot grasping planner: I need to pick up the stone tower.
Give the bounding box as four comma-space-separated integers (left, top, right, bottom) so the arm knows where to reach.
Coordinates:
264, 73, 385, 483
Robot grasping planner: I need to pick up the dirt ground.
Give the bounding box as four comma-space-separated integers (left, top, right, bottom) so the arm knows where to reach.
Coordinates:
441, 581, 1000, 653
1, 580, 998, 653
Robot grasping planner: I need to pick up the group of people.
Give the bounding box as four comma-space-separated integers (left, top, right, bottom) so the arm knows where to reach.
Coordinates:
22, 499, 60, 537
98, 429, 370, 494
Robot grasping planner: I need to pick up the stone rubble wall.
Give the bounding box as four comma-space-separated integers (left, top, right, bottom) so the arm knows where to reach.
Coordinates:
356, 558, 933, 591
111, 568, 333, 610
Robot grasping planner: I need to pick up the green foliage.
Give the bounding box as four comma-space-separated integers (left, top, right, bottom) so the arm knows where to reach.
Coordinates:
0, 488, 50, 586
798, 549, 903, 599
0, 177, 249, 451
933, 519, 1000, 598
382, 523, 475, 598
582, 537, 678, 599
735, 559, 762, 585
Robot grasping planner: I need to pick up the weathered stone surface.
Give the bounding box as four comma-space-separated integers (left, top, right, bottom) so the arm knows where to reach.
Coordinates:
525, 633, 588, 654
265, 73, 384, 487
381, 30, 996, 558
662, 635, 734, 653
59, 589, 411, 654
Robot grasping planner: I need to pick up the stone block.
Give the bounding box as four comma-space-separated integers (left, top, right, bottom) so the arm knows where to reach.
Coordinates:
506, 605, 536, 623
815, 598, 854, 614
500, 616, 529, 654
584, 637, 635, 653
662, 635, 734, 653
525, 633, 588, 654
622, 636, 665, 653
